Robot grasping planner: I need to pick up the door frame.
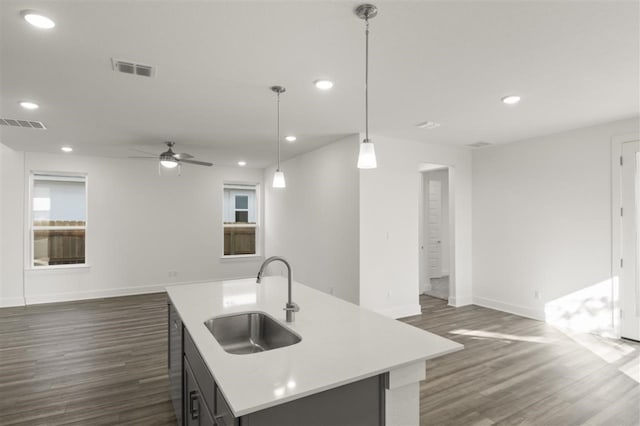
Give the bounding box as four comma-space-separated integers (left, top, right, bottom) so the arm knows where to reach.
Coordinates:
611, 133, 640, 338
418, 163, 454, 303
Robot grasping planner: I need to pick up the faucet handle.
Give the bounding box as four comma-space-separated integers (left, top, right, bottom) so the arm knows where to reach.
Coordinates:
285, 302, 300, 312
284, 302, 299, 323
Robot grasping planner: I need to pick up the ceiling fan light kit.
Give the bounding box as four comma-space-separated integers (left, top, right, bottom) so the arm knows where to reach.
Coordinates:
160, 159, 178, 168
129, 141, 212, 175
356, 3, 378, 170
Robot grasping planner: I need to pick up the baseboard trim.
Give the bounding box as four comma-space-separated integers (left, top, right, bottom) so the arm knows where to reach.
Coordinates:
449, 295, 473, 307
0, 296, 26, 307
473, 296, 545, 321
25, 283, 168, 305
23, 276, 254, 305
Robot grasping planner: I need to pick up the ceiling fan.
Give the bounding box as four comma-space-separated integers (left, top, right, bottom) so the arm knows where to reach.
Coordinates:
130, 141, 213, 168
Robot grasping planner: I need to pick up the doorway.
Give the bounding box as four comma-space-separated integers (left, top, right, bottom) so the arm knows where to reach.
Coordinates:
419, 166, 451, 301
620, 140, 640, 341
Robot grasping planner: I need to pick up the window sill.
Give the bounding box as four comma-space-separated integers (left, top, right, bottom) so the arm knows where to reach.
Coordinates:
220, 255, 263, 262
27, 264, 91, 273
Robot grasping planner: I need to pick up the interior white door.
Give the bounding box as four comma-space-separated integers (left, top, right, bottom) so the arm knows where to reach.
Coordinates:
621, 140, 640, 340
420, 175, 429, 293
428, 180, 442, 278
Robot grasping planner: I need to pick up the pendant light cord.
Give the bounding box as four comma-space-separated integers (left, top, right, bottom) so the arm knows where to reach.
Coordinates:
365, 18, 370, 142
276, 91, 281, 171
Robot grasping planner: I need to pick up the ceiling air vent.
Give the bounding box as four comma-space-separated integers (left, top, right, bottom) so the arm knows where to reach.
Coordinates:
467, 141, 492, 148
111, 58, 155, 77
0, 118, 47, 129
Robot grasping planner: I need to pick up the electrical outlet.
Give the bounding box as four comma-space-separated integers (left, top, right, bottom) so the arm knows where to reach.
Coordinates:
168, 270, 177, 278
329, 287, 334, 295
534, 290, 541, 300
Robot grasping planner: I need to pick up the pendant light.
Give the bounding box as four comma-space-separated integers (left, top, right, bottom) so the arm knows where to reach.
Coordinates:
271, 85, 286, 188
356, 3, 378, 169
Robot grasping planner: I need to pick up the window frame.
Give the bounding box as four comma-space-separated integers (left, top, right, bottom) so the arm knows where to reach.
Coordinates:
29, 172, 89, 270
222, 182, 260, 259
234, 194, 250, 223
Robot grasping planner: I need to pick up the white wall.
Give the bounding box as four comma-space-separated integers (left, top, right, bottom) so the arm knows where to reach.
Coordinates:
264, 135, 360, 304
472, 117, 640, 333
0, 143, 25, 306
2, 151, 264, 305
360, 135, 473, 318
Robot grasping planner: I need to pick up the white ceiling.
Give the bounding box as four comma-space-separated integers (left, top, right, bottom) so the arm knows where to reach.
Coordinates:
1, 1, 638, 168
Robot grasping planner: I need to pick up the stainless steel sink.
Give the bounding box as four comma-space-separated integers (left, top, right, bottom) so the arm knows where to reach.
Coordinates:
204, 312, 301, 355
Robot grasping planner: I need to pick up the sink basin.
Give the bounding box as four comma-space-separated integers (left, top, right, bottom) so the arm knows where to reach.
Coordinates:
204, 312, 301, 355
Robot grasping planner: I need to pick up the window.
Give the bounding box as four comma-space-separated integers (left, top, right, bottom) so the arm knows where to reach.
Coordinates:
223, 183, 257, 256
31, 174, 87, 267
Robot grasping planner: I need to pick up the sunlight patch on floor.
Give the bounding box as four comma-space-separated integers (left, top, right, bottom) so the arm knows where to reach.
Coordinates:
449, 329, 553, 344
619, 353, 640, 383
557, 327, 634, 362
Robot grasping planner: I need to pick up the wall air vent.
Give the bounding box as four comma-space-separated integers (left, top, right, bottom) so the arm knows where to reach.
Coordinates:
111, 58, 155, 77
467, 141, 493, 148
0, 118, 47, 129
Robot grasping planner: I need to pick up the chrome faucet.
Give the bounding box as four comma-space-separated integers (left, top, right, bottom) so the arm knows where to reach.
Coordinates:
256, 256, 300, 322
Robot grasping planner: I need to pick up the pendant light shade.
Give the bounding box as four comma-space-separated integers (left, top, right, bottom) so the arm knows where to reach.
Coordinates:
357, 139, 377, 169
272, 170, 286, 188
356, 4, 378, 169
271, 85, 286, 188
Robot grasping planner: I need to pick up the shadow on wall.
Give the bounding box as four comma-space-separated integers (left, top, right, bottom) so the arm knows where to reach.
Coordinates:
544, 278, 615, 337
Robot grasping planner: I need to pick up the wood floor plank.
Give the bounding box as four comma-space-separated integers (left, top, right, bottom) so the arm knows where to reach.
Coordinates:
1, 292, 638, 425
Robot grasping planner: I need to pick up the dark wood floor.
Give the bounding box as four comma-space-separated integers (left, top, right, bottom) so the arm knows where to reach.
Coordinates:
1, 293, 638, 425
0, 293, 175, 425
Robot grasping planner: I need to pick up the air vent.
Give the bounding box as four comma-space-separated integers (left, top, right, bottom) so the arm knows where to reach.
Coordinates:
111, 58, 155, 77
0, 118, 47, 129
467, 141, 493, 148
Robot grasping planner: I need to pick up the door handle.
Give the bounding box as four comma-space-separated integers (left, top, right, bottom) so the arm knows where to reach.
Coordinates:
189, 390, 199, 420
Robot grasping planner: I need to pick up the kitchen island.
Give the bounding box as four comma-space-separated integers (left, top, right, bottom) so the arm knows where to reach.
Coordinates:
167, 277, 462, 425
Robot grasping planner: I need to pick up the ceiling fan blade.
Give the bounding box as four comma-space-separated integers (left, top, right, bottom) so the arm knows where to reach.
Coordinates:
173, 152, 194, 160
180, 159, 213, 167
130, 148, 158, 156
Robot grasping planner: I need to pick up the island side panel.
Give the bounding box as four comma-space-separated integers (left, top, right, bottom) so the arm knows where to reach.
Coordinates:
385, 361, 426, 426
241, 374, 385, 426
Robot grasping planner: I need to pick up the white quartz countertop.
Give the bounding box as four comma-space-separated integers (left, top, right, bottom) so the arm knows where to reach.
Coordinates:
167, 277, 463, 417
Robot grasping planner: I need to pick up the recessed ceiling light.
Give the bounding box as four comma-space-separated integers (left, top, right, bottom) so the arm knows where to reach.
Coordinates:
501, 95, 521, 105
19, 101, 39, 110
61, 146, 73, 153
314, 80, 334, 90
285, 135, 297, 142
416, 121, 441, 129
237, 161, 247, 166
21, 10, 55, 29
